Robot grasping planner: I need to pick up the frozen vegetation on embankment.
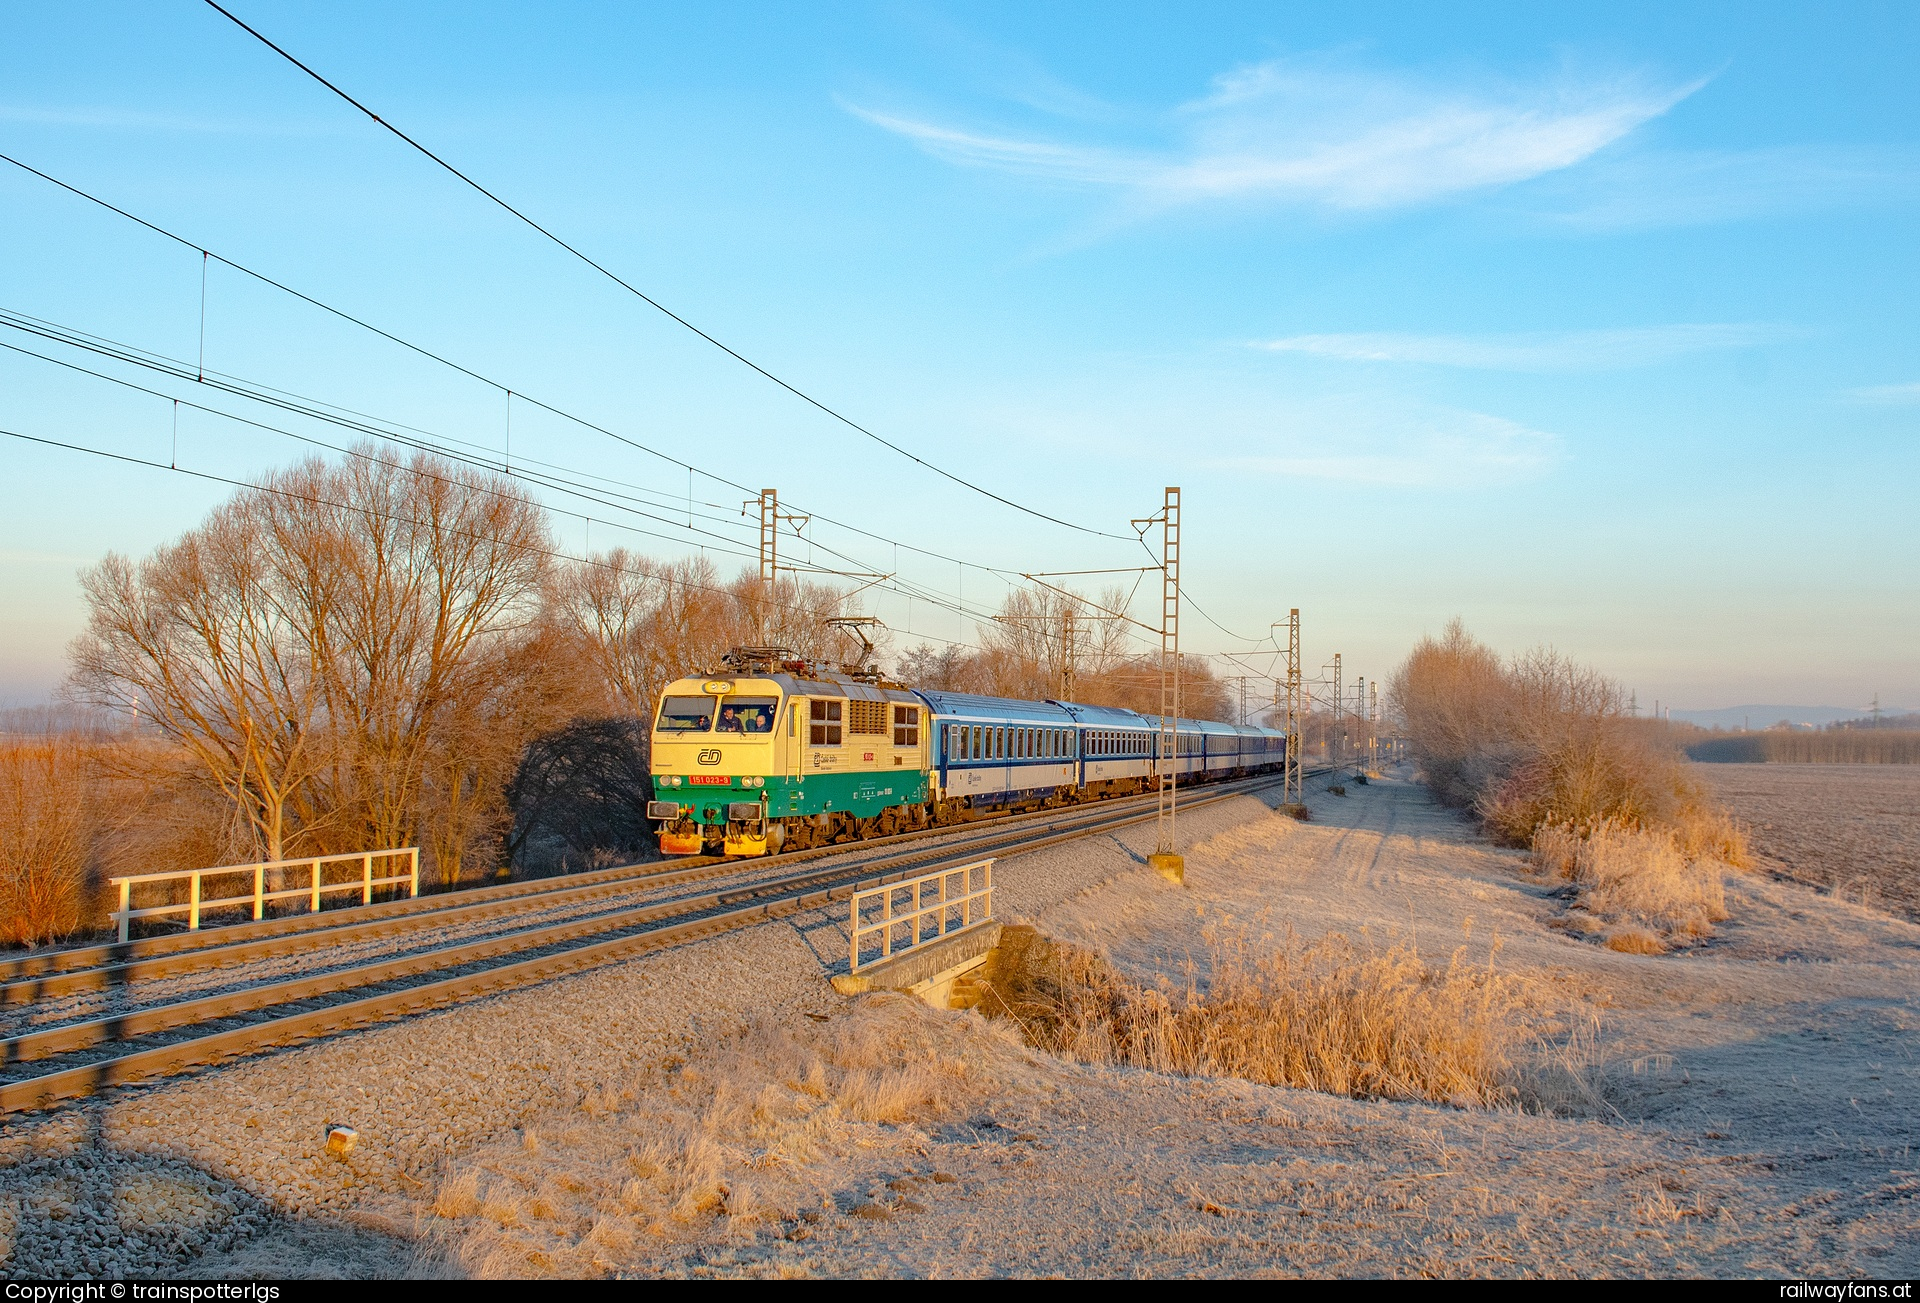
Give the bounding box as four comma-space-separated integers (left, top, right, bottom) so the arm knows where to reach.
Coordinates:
2, 773, 1916, 1278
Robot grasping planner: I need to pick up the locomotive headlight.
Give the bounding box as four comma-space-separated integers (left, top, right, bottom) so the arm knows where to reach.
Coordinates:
669, 774, 682, 787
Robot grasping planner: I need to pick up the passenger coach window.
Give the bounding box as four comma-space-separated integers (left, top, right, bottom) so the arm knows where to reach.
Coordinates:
971, 725, 982, 759
893, 706, 920, 747
809, 699, 842, 745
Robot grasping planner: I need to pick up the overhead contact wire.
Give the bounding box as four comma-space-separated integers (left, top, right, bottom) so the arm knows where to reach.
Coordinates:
200, 0, 1133, 543
0, 152, 1077, 589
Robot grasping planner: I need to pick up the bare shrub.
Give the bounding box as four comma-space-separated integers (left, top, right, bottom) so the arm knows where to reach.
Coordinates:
1392, 621, 1752, 945
1391, 623, 1717, 845
504, 717, 652, 875
980, 924, 1522, 1108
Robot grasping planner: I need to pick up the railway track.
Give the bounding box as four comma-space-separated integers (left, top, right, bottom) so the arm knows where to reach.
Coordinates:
1, 767, 1329, 1114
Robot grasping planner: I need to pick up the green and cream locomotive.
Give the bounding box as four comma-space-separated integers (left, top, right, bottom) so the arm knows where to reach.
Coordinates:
646, 655, 930, 857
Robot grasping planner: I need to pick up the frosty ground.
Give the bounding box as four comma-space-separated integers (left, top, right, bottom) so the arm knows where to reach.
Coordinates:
2, 771, 1915, 1278
1697, 764, 1920, 922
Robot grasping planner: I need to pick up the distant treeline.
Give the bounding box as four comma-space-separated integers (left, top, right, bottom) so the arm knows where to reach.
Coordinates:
1686, 731, 1920, 764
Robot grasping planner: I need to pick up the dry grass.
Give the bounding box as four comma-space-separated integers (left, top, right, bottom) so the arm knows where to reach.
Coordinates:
977, 924, 1526, 1109
419, 996, 1027, 1278
0, 738, 95, 946
0, 734, 258, 947
1531, 818, 1733, 950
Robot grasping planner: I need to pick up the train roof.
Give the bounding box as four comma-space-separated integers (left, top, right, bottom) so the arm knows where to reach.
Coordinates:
667, 671, 916, 704
911, 690, 1078, 723
1052, 701, 1155, 728
1144, 714, 1286, 739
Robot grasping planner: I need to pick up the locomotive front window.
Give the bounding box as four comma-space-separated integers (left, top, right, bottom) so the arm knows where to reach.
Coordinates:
717, 697, 778, 734
658, 696, 716, 732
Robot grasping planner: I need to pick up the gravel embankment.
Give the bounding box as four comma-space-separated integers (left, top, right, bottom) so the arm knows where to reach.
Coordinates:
1, 800, 1176, 1067
0, 782, 1295, 1279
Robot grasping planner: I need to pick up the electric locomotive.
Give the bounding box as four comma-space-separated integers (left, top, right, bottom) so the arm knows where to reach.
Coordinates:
647, 646, 1288, 858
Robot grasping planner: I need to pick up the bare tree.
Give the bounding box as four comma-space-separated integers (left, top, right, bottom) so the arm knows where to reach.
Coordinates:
71, 491, 331, 863
554, 553, 853, 722
72, 447, 554, 884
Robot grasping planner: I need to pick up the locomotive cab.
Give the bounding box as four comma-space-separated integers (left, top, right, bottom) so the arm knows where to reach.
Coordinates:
648, 664, 931, 858
649, 675, 784, 856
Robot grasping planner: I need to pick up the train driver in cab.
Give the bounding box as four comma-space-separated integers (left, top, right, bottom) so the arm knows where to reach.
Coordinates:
718, 701, 774, 734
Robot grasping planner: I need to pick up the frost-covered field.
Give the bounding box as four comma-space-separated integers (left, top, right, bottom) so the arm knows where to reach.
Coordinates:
1694, 764, 1920, 920
2, 774, 1916, 1278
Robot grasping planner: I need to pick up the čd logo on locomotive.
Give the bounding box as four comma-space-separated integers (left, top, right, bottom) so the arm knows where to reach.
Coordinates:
697, 749, 722, 766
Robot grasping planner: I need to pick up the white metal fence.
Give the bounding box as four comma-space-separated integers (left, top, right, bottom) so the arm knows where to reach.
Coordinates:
849, 858, 993, 974
108, 848, 420, 942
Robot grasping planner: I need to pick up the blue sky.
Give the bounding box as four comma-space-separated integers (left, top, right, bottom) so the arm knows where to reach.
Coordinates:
2, 1, 1916, 711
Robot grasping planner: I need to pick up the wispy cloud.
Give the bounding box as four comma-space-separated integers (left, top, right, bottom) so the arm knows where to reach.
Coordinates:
1847, 382, 1920, 405
1211, 402, 1562, 487
1256, 323, 1788, 372
846, 57, 1703, 213
1511, 145, 1920, 230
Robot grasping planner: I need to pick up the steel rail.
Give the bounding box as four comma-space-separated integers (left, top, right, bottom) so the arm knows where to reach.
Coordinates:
2, 766, 1309, 994
0, 778, 1255, 1031
4, 768, 1309, 1023
0, 770, 1310, 1113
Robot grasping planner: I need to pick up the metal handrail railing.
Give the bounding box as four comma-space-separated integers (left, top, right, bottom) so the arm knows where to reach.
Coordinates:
108, 849, 420, 942
849, 858, 993, 974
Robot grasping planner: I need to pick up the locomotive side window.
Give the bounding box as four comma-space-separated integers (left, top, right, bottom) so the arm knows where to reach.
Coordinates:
893, 705, 920, 747
809, 698, 842, 746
